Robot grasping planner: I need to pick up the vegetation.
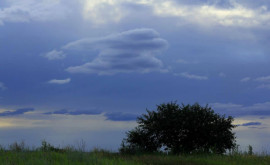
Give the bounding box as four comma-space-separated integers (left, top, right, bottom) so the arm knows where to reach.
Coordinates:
0, 141, 269, 165
120, 102, 236, 154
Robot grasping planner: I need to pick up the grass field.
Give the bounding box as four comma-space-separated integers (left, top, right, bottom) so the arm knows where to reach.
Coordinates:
0, 141, 269, 165
1, 149, 270, 165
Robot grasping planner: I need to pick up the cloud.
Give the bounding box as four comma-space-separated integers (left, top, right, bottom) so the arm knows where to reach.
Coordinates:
1, 0, 269, 29
148, 0, 270, 28
44, 109, 102, 115
0, 108, 34, 117
255, 75, 270, 83
174, 72, 208, 80
211, 103, 243, 110
81, 0, 270, 28
48, 78, 71, 85
240, 122, 262, 127
82, 0, 126, 25
257, 84, 270, 89
62, 28, 168, 75
105, 112, 138, 121
219, 72, 226, 78
44, 109, 137, 121
43, 50, 66, 60
0, 0, 70, 25
0, 82, 7, 90
241, 77, 251, 82
210, 102, 270, 117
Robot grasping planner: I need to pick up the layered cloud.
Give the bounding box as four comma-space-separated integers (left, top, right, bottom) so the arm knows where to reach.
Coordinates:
52, 28, 168, 75
48, 78, 71, 85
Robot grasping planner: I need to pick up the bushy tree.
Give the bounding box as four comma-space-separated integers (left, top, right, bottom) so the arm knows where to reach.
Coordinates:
120, 102, 236, 154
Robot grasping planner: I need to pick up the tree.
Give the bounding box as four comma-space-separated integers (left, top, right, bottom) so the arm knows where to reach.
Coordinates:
120, 102, 236, 154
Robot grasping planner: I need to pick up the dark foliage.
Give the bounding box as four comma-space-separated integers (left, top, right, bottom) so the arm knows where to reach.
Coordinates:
120, 102, 236, 154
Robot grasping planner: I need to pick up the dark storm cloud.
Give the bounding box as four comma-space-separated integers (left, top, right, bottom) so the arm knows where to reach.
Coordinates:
105, 112, 138, 121
62, 28, 169, 75
240, 122, 262, 127
0, 108, 34, 117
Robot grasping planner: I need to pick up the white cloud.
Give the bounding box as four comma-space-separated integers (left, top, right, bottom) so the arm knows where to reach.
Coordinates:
48, 78, 71, 85
2, 0, 269, 29
241, 77, 251, 82
148, 0, 270, 28
252, 75, 270, 90
174, 72, 208, 80
82, 0, 125, 25
63, 28, 169, 75
0, 82, 7, 90
81, 0, 270, 28
255, 75, 270, 82
43, 50, 66, 60
257, 84, 270, 89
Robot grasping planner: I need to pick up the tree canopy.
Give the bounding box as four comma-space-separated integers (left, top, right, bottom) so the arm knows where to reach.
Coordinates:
120, 102, 236, 154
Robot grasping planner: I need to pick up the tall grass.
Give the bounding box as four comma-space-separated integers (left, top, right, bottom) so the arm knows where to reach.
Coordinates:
0, 141, 269, 165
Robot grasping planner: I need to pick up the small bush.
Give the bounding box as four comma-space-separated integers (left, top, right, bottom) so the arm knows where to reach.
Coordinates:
9, 141, 27, 152
39, 140, 66, 153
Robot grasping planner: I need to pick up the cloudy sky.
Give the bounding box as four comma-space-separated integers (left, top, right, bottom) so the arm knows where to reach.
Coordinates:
0, 0, 270, 152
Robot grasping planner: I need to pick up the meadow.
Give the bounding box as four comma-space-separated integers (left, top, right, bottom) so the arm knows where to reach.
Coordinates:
0, 141, 270, 165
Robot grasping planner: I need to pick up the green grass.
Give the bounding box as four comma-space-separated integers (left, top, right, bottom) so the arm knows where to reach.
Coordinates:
1, 150, 270, 165
0, 151, 138, 165
0, 141, 269, 165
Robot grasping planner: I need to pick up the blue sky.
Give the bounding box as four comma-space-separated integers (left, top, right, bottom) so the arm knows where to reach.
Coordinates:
1, 0, 270, 152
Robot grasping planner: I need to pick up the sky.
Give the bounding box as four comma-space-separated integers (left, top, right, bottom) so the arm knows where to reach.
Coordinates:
0, 0, 270, 152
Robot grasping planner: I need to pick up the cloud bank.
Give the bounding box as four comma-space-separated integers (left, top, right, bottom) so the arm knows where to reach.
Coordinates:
1, 0, 270, 29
